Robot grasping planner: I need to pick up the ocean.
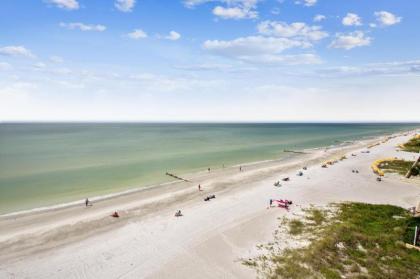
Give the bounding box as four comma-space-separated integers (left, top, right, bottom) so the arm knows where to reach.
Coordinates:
0, 123, 418, 214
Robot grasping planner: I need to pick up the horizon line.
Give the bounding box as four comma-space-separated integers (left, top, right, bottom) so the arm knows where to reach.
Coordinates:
1, 120, 420, 124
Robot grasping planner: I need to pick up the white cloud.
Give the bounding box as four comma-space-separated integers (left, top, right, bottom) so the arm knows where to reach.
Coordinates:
342, 13, 362, 26
319, 60, 420, 77
305, 0, 317, 6
204, 36, 309, 56
374, 11, 402, 26
320, 66, 389, 77
203, 20, 327, 66
50, 56, 64, 63
238, 53, 322, 65
367, 60, 420, 76
202, 36, 320, 65
59, 22, 106, 32
0, 46, 35, 58
46, 0, 79, 10
184, 0, 259, 8
126, 73, 222, 93
127, 29, 148, 39
51, 67, 72, 75
257, 21, 328, 41
175, 63, 233, 71
313, 14, 326, 22
295, 0, 317, 7
115, 0, 136, 12
212, 6, 257, 19
271, 7, 280, 15
33, 62, 47, 69
329, 31, 371, 50
0, 62, 12, 70
184, 0, 259, 20
183, 0, 209, 8
165, 31, 181, 41
175, 63, 258, 73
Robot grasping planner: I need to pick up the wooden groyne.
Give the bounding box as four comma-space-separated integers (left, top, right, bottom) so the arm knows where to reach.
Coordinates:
165, 172, 191, 182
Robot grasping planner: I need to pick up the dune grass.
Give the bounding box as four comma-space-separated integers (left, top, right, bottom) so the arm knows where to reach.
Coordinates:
288, 219, 304, 235
243, 203, 420, 279
378, 160, 419, 176
304, 207, 327, 226
400, 136, 420, 153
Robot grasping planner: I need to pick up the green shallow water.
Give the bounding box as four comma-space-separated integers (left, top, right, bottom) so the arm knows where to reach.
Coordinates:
0, 123, 419, 214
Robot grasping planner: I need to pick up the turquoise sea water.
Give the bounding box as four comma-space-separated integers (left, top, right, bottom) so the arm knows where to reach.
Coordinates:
0, 123, 419, 214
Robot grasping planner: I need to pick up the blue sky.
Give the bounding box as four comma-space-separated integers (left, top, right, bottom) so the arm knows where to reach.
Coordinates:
0, 0, 419, 122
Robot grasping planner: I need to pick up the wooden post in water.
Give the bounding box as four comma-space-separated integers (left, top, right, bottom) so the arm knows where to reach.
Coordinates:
405, 156, 420, 178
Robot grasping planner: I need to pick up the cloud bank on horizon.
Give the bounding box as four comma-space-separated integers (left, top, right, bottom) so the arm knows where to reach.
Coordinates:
0, 0, 419, 122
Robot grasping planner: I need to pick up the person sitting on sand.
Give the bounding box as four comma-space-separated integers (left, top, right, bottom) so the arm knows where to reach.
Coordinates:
175, 210, 182, 217
111, 211, 119, 218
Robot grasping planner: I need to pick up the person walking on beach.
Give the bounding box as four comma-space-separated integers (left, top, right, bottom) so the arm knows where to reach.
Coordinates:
239, 166, 242, 172
269, 199, 273, 207
208, 167, 211, 172
85, 198, 89, 207
198, 184, 201, 191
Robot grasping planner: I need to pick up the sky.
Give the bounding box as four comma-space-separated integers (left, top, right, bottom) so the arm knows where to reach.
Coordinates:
0, 0, 419, 122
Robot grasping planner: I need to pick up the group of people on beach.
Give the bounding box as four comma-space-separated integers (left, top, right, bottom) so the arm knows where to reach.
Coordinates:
93, 163, 246, 219
175, 164, 245, 217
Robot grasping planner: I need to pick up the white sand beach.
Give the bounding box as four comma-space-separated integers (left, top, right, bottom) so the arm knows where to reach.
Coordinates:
1, 131, 419, 279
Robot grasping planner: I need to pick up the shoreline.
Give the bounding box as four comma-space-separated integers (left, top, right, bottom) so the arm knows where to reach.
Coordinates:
0, 130, 401, 218
1, 129, 419, 278
0, 132, 412, 234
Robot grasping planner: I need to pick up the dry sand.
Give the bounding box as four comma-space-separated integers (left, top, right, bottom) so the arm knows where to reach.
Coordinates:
0, 131, 419, 279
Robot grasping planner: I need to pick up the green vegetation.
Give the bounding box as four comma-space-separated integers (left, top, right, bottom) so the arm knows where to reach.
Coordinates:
400, 136, 420, 153
305, 208, 327, 226
288, 219, 304, 235
244, 203, 420, 279
378, 160, 419, 176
